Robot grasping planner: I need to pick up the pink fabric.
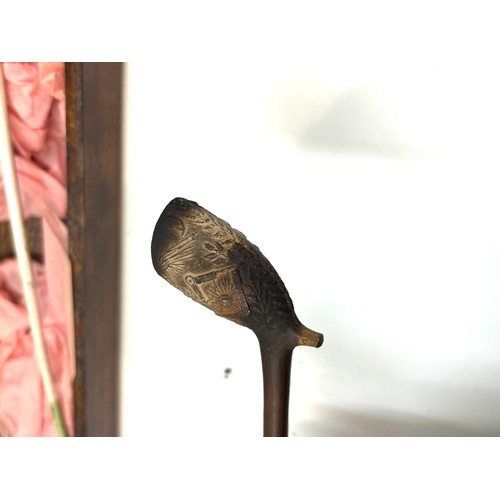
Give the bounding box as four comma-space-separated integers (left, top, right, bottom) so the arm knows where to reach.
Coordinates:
0, 62, 74, 436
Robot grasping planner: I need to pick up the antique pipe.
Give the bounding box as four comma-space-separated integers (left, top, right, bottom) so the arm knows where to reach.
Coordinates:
151, 197, 324, 437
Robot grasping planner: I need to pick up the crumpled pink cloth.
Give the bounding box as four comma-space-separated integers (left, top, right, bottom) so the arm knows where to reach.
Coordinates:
0, 62, 74, 436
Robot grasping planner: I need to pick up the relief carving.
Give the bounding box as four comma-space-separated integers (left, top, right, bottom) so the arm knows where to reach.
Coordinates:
151, 197, 323, 340
151, 197, 325, 437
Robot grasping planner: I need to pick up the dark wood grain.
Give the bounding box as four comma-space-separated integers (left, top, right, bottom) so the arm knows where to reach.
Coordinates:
0, 218, 44, 262
66, 62, 123, 436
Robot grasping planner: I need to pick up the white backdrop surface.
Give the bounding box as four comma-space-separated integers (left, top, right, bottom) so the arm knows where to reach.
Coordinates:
121, 3, 500, 436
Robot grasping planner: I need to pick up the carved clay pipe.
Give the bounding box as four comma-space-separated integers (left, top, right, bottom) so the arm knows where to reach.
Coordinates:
151, 198, 324, 437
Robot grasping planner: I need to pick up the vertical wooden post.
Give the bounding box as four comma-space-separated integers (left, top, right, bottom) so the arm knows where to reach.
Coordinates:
66, 62, 123, 436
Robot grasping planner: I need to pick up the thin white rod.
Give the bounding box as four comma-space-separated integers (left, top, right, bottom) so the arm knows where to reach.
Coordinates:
0, 65, 66, 436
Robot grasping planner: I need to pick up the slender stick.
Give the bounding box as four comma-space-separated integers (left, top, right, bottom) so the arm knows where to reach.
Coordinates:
258, 324, 323, 437
0, 65, 67, 436
258, 338, 294, 437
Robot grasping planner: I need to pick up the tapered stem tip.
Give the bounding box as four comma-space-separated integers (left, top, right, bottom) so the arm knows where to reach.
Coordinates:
296, 325, 324, 348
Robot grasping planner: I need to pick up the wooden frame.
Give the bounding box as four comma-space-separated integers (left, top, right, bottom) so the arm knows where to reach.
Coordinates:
66, 62, 123, 436
1, 62, 123, 436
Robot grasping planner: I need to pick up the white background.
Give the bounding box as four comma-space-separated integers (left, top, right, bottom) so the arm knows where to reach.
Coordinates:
120, 1, 500, 437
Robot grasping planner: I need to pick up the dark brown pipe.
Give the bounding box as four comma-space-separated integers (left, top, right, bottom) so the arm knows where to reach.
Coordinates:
151, 197, 324, 437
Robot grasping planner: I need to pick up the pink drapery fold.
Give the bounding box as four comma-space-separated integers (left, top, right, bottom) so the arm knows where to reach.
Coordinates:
0, 62, 74, 436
